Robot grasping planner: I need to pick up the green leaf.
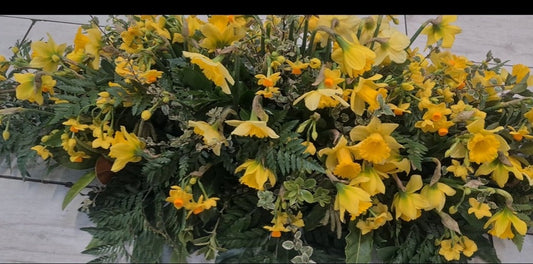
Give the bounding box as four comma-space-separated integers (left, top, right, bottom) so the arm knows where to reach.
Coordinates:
62, 170, 95, 210
345, 220, 373, 264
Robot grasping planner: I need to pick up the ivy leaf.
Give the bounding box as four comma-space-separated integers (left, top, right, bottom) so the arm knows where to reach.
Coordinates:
62, 170, 95, 210
345, 220, 373, 263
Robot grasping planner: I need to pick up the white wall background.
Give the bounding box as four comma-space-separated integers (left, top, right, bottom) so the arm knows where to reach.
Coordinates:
0, 15, 532, 263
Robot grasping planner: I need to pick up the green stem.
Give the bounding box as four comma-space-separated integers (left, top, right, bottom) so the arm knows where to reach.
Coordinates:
300, 16, 310, 55
369, 15, 383, 50
407, 20, 431, 50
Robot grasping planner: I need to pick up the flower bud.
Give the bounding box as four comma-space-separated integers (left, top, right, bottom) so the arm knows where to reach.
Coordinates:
448, 206, 457, 214
141, 110, 152, 121
2, 130, 10, 140
189, 177, 197, 185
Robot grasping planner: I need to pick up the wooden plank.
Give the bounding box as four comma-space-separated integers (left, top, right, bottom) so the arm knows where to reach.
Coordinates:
0, 178, 94, 263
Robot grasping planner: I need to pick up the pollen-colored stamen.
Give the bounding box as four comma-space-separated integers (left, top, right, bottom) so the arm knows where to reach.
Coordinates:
512, 133, 523, 141
432, 112, 442, 121
271, 231, 281, 237
173, 199, 184, 208
263, 78, 274, 87
324, 78, 334, 88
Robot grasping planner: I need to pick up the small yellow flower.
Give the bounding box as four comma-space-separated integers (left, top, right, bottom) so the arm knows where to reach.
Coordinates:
293, 88, 349, 111
186, 195, 219, 217
350, 74, 387, 116
334, 181, 372, 222
285, 59, 309, 75
29, 33, 67, 72
421, 15, 462, 48
263, 213, 290, 237
182, 51, 235, 94
438, 238, 463, 261
420, 181, 456, 212
108, 126, 146, 172
225, 119, 279, 139
14, 73, 56, 105
31, 145, 53, 160
467, 197, 492, 219
165, 185, 193, 210
446, 159, 473, 181
317, 135, 359, 179
188, 120, 228, 156
332, 34, 375, 78
234, 159, 276, 191
483, 206, 527, 239
62, 118, 90, 133
391, 174, 430, 221
350, 116, 403, 164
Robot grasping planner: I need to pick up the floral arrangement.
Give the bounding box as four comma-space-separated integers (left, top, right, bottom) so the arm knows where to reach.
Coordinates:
1, 14, 533, 263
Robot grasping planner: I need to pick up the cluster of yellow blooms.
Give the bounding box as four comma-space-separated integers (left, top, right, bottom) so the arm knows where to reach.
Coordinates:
1, 15, 533, 262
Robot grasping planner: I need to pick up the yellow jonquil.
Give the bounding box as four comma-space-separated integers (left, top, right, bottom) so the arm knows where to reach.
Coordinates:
317, 135, 360, 180
63, 118, 90, 133
334, 180, 372, 222
349, 116, 403, 164
507, 125, 533, 142
420, 181, 456, 212
188, 120, 228, 156
446, 159, 473, 181
263, 213, 290, 238
438, 238, 463, 261
356, 202, 392, 234
357, 165, 387, 196
199, 15, 247, 53
467, 197, 492, 219
165, 185, 194, 209
182, 51, 234, 94
466, 118, 509, 164
350, 74, 387, 116
31, 145, 53, 160
475, 155, 523, 188
225, 119, 279, 139
293, 87, 349, 111
483, 206, 527, 239
372, 28, 410, 65
29, 33, 67, 73
108, 126, 146, 172
186, 195, 219, 218
391, 174, 430, 221
421, 15, 462, 48
332, 34, 375, 78
14, 73, 56, 105
234, 159, 276, 191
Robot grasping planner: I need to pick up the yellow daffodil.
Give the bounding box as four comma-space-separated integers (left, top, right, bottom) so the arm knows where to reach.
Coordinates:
255, 72, 281, 88
188, 120, 228, 156
199, 15, 247, 52
391, 174, 430, 221
420, 182, 456, 212
317, 135, 360, 179
234, 159, 276, 191
334, 181, 372, 222
349, 116, 403, 164
182, 51, 234, 94
466, 118, 508, 164
438, 238, 463, 261
459, 235, 478, 257
301, 140, 316, 155
475, 155, 523, 188
483, 206, 528, 239
446, 159, 473, 181
467, 197, 492, 219
62, 118, 90, 133
321, 68, 345, 89
421, 15, 462, 48
186, 195, 219, 217
388, 103, 411, 116
508, 125, 533, 142
263, 213, 290, 237
373, 28, 410, 65
14, 73, 56, 105
356, 202, 392, 234
293, 87, 349, 111
108, 126, 146, 172
31, 145, 53, 160
357, 165, 387, 196
29, 33, 67, 72
332, 34, 375, 78
350, 74, 387, 115
225, 119, 279, 139
284, 59, 309, 75
165, 185, 194, 210
525, 108, 533, 124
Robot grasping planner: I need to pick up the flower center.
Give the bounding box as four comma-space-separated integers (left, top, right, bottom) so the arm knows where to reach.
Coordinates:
432, 111, 442, 121
173, 198, 184, 208
324, 77, 334, 88
357, 133, 391, 164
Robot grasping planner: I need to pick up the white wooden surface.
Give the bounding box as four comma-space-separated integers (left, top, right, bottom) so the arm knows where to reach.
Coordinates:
1, 15, 533, 263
